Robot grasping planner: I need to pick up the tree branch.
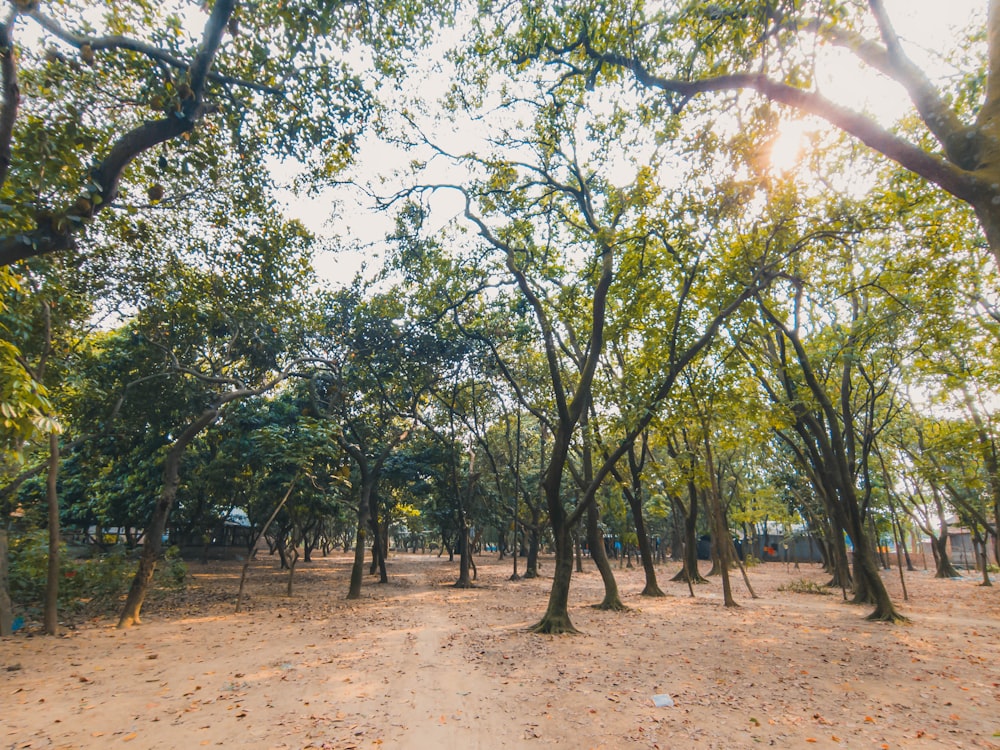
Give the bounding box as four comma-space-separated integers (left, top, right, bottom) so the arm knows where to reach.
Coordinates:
26, 7, 280, 96
0, 0, 237, 267
580, 39, 980, 203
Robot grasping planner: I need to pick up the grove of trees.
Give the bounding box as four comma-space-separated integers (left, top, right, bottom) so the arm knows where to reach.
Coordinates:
2, 0, 998, 636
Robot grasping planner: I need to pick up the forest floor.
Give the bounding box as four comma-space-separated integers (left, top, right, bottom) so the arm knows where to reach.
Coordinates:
2, 551, 999, 749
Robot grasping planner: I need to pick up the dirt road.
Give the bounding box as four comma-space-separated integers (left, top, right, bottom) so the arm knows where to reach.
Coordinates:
2, 552, 999, 748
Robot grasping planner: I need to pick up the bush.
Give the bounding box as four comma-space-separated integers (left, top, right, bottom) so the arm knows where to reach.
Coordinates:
7, 530, 186, 617
777, 578, 831, 596
161, 546, 188, 589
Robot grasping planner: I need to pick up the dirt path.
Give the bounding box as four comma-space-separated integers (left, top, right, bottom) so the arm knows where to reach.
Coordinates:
312, 556, 529, 748
2, 552, 999, 748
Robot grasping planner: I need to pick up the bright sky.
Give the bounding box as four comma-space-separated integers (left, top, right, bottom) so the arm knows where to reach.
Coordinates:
299, 0, 986, 287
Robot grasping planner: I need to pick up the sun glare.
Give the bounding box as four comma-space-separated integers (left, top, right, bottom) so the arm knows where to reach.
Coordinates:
769, 119, 808, 174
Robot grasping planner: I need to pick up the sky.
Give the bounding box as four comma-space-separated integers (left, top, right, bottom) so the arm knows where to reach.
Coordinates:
293, 0, 986, 288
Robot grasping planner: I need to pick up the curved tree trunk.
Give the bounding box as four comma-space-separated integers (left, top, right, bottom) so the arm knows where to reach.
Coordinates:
587, 501, 625, 610
119, 408, 219, 627
625, 487, 664, 597
347, 481, 372, 600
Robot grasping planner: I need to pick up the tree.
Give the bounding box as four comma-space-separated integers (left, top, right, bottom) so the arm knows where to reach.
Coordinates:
0, 0, 444, 266
500, 1, 1000, 270
307, 285, 446, 598
738, 251, 909, 620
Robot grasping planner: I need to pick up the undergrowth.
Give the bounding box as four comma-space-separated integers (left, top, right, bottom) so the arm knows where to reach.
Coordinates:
7, 530, 187, 621
777, 578, 831, 596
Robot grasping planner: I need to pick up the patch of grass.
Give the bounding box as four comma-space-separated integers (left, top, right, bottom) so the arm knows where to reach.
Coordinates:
777, 578, 831, 596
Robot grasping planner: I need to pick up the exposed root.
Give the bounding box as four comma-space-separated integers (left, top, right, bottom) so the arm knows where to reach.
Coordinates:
671, 570, 707, 584
865, 608, 910, 624
528, 614, 580, 635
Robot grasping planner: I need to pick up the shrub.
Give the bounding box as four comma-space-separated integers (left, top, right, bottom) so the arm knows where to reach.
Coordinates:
777, 578, 831, 596
7, 530, 186, 617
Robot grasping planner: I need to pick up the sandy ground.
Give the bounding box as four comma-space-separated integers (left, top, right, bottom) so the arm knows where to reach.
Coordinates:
2, 551, 999, 749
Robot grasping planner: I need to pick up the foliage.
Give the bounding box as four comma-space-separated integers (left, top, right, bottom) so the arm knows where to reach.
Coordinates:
7, 530, 186, 616
777, 578, 831, 596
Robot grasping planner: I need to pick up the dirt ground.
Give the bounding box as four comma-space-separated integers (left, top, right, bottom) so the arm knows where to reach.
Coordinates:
2, 551, 999, 749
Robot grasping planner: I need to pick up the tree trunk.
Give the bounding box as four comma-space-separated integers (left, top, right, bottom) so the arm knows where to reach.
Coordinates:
573, 529, 583, 573
975, 532, 992, 586
588, 501, 625, 610
43, 431, 60, 636
851, 538, 906, 622
933, 533, 962, 578
703, 442, 737, 608
625, 488, 664, 597
671, 486, 706, 583
0, 530, 12, 636
118, 408, 218, 628
529, 522, 579, 634
455, 520, 473, 588
524, 512, 540, 579
286, 544, 299, 596
347, 483, 372, 600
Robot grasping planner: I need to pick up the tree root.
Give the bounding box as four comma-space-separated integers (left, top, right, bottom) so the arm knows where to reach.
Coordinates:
528, 614, 580, 635
592, 598, 629, 612
865, 608, 910, 624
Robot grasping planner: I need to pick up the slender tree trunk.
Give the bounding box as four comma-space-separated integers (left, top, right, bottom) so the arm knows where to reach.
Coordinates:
671, 487, 706, 583
455, 518, 473, 588
43, 431, 60, 636
0, 530, 12, 636
731, 535, 758, 599
286, 543, 299, 596
236, 476, 297, 613
347, 481, 372, 600
975, 533, 992, 586
524, 512, 540, 578
588, 501, 625, 610
627, 490, 664, 597
703, 438, 736, 608
377, 521, 389, 584
573, 529, 583, 573
118, 408, 218, 628
455, 450, 477, 588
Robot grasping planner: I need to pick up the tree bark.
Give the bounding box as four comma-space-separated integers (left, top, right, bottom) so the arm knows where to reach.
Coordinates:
347, 479, 373, 600
529, 521, 579, 634
43, 431, 60, 636
671, 484, 706, 583
587, 500, 625, 610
